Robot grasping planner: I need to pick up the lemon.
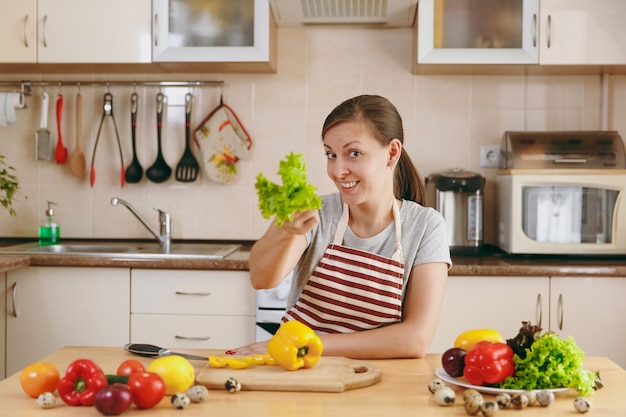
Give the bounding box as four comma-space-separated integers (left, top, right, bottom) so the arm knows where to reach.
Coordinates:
147, 355, 195, 395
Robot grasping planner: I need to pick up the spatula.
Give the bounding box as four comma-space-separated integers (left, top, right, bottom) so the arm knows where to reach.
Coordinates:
124, 343, 209, 361
175, 93, 199, 182
35, 92, 52, 161
69, 92, 86, 177
55, 93, 67, 164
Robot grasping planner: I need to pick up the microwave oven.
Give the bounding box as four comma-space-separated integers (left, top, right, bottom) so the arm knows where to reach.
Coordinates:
497, 173, 625, 255
496, 131, 626, 255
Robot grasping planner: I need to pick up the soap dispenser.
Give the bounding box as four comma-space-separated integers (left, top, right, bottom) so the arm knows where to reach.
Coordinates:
39, 201, 60, 246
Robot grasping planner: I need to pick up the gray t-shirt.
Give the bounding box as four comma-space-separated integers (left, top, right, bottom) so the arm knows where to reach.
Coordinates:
286, 193, 452, 310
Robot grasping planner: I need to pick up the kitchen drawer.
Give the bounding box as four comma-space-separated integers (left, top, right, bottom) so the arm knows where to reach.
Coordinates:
131, 314, 256, 349
131, 269, 255, 316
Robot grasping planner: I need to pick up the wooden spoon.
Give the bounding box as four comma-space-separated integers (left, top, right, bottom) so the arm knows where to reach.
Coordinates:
69, 92, 86, 177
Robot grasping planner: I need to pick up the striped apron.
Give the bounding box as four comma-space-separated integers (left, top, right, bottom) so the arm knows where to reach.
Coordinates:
282, 201, 405, 333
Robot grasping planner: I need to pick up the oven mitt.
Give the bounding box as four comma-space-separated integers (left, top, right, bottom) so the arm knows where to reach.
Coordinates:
194, 103, 252, 183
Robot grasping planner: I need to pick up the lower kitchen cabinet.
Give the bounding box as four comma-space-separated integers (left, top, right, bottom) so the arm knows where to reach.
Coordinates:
5, 267, 130, 377
429, 275, 626, 369
130, 269, 256, 349
429, 276, 549, 354
550, 276, 626, 369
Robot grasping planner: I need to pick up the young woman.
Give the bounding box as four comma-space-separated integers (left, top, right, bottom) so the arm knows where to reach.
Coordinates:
237, 95, 451, 359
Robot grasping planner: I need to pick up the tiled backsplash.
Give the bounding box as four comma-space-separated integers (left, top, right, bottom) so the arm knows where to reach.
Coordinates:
1, 26, 625, 245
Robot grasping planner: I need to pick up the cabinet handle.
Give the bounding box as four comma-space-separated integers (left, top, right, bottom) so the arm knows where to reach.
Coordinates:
557, 293, 564, 330
42, 15, 48, 48
154, 14, 158, 47
532, 14, 537, 48
23, 14, 29, 48
546, 15, 552, 49
10, 282, 18, 318
175, 291, 211, 296
536, 293, 542, 327
174, 335, 211, 341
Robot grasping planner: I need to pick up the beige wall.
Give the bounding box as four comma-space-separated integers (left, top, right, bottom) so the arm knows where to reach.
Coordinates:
1, 26, 624, 245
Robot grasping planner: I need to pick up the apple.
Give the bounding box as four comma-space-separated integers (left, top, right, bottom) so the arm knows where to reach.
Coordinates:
94, 383, 133, 416
441, 347, 467, 377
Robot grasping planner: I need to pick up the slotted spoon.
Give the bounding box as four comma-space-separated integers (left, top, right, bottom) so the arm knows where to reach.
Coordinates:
175, 93, 199, 182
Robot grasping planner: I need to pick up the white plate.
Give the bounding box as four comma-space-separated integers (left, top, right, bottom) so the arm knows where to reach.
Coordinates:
435, 368, 570, 395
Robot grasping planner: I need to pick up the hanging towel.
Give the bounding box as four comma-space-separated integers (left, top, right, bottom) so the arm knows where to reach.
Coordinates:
0, 92, 25, 126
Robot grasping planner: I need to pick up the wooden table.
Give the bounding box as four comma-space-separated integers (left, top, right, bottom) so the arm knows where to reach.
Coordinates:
1, 346, 625, 416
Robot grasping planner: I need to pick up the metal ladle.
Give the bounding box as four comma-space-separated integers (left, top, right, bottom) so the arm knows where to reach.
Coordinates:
124, 92, 143, 183
146, 92, 171, 183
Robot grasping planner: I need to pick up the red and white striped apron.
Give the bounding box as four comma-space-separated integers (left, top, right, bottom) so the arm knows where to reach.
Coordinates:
282, 201, 405, 333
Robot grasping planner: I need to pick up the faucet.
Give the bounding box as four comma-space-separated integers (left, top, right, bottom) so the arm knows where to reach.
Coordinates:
110, 197, 171, 251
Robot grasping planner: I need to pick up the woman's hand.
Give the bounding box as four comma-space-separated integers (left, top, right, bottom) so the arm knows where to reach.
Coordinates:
227, 341, 269, 356
276, 209, 319, 236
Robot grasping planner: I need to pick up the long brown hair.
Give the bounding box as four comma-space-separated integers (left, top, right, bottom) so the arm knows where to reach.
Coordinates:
321, 95, 427, 204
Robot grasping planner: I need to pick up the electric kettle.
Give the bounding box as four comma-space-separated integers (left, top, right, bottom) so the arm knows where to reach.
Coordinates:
425, 168, 485, 255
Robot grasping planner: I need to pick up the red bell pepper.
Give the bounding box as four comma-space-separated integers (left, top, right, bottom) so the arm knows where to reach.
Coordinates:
57, 358, 108, 406
463, 341, 515, 386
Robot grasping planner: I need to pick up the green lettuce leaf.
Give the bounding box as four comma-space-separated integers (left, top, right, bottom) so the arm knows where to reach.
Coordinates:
500, 332, 597, 395
255, 152, 322, 226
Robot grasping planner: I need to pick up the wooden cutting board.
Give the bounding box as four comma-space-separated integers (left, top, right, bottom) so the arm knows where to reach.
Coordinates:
195, 356, 382, 393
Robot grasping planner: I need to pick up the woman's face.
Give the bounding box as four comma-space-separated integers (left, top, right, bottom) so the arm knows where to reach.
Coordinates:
323, 121, 397, 206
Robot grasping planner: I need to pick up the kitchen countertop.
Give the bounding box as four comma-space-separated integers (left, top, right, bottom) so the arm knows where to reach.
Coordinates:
0, 346, 624, 416
0, 242, 624, 276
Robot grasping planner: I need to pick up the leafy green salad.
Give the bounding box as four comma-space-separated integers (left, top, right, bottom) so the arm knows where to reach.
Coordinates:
501, 330, 600, 396
255, 152, 323, 226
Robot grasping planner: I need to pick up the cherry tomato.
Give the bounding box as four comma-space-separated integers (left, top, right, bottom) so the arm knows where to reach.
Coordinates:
116, 359, 145, 376
127, 372, 166, 409
20, 362, 60, 398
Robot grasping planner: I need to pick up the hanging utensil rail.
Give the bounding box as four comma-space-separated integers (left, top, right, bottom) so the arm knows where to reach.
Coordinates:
0, 80, 224, 97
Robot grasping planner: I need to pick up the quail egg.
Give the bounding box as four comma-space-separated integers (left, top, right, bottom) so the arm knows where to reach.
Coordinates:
510, 393, 529, 409
495, 392, 511, 409
171, 393, 191, 409
573, 397, 592, 413
463, 388, 483, 403
428, 378, 447, 394
536, 390, 555, 407
463, 392, 484, 416
524, 390, 537, 406
185, 385, 209, 403
36, 392, 56, 409
433, 386, 456, 406
225, 377, 242, 393
480, 400, 499, 417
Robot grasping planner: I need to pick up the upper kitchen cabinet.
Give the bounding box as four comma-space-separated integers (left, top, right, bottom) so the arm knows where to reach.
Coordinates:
414, 0, 626, 72
37, 0, 151, 63
152, 0, 277, 72
415, 0, 539, 65
539, 0, 626, 65
0, 0, 37, 63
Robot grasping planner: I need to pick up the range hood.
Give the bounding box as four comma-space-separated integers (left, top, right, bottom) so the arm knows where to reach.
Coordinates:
269, 0, 418, 27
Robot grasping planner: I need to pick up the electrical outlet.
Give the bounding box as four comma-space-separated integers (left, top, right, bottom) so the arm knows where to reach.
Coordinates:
480, 145, 501, 168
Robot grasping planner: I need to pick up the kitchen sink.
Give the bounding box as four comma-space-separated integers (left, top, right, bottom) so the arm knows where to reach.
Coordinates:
0, 241, 241, 260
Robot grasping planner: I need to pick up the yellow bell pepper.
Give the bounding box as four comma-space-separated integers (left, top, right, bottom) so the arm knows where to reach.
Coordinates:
267, 321, 323, 371
454, 328, 504, 352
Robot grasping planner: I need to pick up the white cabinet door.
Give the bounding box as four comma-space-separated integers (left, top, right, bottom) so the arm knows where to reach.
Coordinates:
0, 0, 37, 63
130, 269, 256, 349
6, 267, 130, 377
152, 0, 272, 63
549, 276, 626, 369
416, 0, 539, 64
429, 276, 549, 353
539, 0, 605, 64
37, 0, 151, 63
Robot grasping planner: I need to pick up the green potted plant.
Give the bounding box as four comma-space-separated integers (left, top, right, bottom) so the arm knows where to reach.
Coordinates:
0, 154, 20, 217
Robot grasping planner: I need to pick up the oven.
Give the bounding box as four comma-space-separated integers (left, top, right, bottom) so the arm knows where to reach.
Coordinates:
255, 273, 292, 342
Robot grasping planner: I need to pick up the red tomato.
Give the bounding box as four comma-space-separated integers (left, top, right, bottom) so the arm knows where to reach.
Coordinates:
116, 359, 145, 377
20, 362, 60, 398
127, 372, 166, 409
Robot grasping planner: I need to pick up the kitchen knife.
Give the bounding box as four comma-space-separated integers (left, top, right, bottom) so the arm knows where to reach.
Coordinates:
123, 343, 209, 361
